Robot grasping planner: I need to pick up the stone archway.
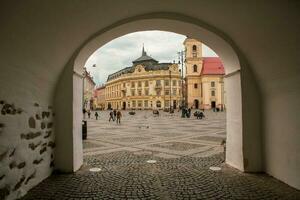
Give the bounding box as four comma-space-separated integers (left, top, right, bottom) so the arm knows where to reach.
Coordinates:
54, 13, 262, 173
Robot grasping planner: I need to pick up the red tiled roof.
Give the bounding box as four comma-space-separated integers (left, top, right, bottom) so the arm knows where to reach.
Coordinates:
201, 57, 225, 75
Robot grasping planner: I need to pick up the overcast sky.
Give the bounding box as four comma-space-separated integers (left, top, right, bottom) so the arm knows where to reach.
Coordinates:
85, 31, 218, 85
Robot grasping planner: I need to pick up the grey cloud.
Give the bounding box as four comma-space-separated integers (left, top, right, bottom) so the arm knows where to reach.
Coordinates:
85, 31, 217, 85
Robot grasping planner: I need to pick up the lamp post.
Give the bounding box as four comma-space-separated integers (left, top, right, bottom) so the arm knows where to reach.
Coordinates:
177, 50, 185, 108
169, 69, 172, 113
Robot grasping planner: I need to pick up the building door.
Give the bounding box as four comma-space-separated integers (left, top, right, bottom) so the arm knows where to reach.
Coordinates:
194, 99, 199, 109
122, 102, 126, 110
211, 101, 216, 109
173, 100, 177, 109
156, 101, 161, 108
107, 103, 112, 110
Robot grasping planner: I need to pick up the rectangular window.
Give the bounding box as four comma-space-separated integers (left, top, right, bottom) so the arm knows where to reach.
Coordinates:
123, 83, 126, 87
165, 100, 170, 107
211, 81, 215, 87
144, 100, 148, 108
172, 89, 176, 95
138, 90, 142, 96
128, 102, 130, 108
178, 80, 181, 86
211, 90, 215, 96
165, 90, 170, 95
172, 80, 177, 86
145, 81, 149, 87
145, 89, 149, 95
164, 80, 169, 86
131, 90, 135, 96
156, 90, 161, 96
138, 100, 142, 107
132, 101, 136, 107
194, 83, 198, 89
131, 82, 135, 88
156, 80, 161, 86
138, 81, 142, 87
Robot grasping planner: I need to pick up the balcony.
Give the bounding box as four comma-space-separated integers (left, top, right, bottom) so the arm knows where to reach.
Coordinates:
155, 84, 162, 89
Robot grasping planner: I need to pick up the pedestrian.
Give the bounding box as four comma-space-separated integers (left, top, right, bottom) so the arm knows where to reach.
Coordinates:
187, 108, 191, 118
113, 109, 117, 120
197, 111, 204, 119
83, 108, 86, 119
109, 111, 114, 122
95, 112, 99, 120
87, 110, 91, 119
116, 110, 122, 124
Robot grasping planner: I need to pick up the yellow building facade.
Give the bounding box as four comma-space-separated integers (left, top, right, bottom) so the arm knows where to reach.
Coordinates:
105, 48, 182, 110
184, 38, 225, 110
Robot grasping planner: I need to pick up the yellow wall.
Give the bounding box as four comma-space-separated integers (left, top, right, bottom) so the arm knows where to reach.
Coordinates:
105, 64, 183, 110
184, 38, 225, 109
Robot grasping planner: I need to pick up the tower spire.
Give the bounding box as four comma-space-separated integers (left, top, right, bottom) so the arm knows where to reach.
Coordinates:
142, 43, 147, 56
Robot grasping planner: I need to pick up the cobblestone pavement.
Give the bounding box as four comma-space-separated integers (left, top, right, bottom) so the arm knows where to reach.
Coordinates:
21, 111, 300, 199
83, 110, 226, 159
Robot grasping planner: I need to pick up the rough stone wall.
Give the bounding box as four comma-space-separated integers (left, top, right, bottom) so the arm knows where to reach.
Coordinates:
0, 101, 55, 200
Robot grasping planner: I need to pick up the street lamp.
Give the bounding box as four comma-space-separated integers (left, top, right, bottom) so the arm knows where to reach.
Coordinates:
177, 50, 185, 109
169, 69, 172, 113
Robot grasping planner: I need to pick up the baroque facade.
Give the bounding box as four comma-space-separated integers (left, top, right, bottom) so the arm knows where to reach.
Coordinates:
184, 38, 225, 110
94, 85, 106, 110
105, 48, 182, 110
83, 67, 96, 110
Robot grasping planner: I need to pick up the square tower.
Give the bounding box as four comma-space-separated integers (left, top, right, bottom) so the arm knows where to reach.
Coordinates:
184, 38, 203, 109
184, 38, 203, 76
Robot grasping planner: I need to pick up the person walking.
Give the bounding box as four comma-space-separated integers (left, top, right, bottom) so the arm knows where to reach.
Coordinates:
113, 109, 117, 121
87, 110, 91, 119
109, 110, 114, 122
95, 112, 99, 120
116, 110, 122, 124
187, 108, 191, 118
83, 108, 86, 119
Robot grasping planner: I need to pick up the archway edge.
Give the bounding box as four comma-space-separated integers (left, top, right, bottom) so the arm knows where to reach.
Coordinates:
54, 12, 262, 173
73, 12, 241, 74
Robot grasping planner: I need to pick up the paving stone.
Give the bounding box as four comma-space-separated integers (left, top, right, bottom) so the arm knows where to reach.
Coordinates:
20, 110, 300, 200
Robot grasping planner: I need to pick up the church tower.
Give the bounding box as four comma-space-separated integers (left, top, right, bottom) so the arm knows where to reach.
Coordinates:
184, 38, 203, 109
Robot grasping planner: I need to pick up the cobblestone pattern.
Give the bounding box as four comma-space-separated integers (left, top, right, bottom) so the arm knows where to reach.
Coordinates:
20, 111, 300, 199
21, 151, 300, 200
83, 110, 226, 158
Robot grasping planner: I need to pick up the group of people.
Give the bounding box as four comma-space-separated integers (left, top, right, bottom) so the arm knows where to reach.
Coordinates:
83, 108, 99, 120
109, 109, 122, 124
84, 107, 205, 123
83, 108, 122, 123
181, 107, 205, 119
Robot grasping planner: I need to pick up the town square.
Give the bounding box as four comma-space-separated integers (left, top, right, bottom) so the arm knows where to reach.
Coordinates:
0, 1, 300, 200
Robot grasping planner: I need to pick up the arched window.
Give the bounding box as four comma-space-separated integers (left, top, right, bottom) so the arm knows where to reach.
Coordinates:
192, 45, 197, 51
192, 45, 197, 57
156, 100, 161, 108
193, 65, 197, 72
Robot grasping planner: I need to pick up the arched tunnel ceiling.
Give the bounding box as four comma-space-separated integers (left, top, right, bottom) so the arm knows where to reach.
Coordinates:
0, 0, 299, 98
